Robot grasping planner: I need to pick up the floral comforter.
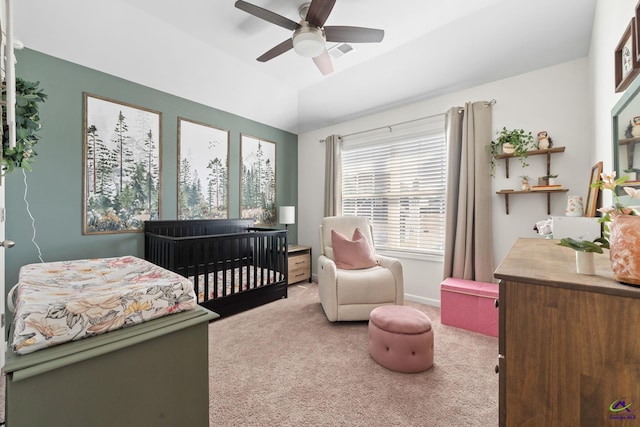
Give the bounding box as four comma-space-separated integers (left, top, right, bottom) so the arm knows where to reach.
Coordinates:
11, 256, 197, 355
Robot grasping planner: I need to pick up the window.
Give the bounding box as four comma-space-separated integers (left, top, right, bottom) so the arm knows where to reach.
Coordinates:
341, 115, 446, 256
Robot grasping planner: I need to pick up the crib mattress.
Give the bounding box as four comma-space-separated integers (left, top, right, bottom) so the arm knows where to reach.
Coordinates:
11, 256, 197, 355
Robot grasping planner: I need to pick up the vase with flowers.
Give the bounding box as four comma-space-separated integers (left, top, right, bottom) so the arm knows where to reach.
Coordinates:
593, 171, 640, 285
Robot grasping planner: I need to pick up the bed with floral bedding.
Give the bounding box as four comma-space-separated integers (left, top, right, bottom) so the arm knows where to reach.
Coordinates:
9, 255, 197, 355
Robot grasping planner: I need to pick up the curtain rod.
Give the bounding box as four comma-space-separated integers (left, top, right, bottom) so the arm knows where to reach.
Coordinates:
459, 98, 496, 113
319, 99, 496, 143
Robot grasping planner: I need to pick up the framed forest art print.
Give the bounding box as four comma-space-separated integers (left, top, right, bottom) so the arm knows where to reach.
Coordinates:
240, 134, 276, 225
178, 117, 229, 219
83, 93, 162, 234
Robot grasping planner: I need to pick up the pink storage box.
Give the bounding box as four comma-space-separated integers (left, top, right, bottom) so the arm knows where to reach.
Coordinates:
440, 278, 498, 337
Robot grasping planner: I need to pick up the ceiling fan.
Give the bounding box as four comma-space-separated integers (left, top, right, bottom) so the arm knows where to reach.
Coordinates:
234, 0, 384, 75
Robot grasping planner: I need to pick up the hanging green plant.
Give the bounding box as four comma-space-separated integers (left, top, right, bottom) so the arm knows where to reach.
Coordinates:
487, 127, 535, 177
2, 78, 47, 175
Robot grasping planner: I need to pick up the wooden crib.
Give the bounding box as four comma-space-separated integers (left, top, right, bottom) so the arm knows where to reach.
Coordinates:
144, 219, 288, 317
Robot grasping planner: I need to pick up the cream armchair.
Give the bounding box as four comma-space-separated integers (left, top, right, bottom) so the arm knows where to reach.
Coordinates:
318, 216, 404, 322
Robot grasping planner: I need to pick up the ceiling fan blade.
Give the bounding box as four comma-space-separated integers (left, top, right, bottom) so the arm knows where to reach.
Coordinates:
235, 0, 300, 31
305, 0, 336, 27
313, 50, 334, 75
257, 39, 294, 62
325, 26, 385, 43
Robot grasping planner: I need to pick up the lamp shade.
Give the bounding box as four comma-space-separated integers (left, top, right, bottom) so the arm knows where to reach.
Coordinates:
279, 206, 295, 225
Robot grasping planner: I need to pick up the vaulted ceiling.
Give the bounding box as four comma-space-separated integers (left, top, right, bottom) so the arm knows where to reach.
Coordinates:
15, 0, 596, 133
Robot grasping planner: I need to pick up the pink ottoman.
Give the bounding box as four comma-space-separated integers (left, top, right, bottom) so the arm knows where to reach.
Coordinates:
368, 305, 434, 373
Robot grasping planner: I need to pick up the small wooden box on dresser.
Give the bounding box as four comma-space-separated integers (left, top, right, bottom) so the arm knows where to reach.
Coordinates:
288, 245, 312, 284
494, 238, 640, 427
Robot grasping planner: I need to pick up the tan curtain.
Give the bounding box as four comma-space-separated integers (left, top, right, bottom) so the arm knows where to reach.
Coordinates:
443, 102, 494, 282
323, 135, 342, 217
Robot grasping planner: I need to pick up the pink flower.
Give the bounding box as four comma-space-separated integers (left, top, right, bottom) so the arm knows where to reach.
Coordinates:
600, 171, 618, 190
624, 186, 640, 200
597, 206, 615, 214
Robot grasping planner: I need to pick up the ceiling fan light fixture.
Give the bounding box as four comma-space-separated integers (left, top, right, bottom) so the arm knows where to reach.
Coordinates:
292, 25, 326, 57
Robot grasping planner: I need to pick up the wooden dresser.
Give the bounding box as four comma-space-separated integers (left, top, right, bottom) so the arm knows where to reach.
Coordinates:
287, 245, 312, 284
494, 238, 640, 427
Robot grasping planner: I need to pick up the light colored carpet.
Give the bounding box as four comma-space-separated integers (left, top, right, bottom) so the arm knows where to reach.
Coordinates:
208, 283, 499, 427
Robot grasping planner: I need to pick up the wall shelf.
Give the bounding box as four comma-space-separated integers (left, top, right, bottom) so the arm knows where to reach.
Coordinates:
496, 189, 569, 215
495, 146, 568, 214
496, 146, 565, 178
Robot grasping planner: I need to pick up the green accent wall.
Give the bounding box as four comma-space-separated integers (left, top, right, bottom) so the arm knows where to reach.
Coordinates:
5, 49, 298, 289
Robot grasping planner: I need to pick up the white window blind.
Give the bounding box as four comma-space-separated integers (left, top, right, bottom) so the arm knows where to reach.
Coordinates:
341, 114, 446, 256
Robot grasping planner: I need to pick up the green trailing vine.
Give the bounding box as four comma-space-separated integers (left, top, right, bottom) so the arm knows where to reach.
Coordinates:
2, 78, 47, 175
487, 127, 535, 177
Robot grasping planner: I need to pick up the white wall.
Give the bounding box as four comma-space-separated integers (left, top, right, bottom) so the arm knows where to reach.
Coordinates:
298, 58, 590, 306
590, 0, 636, 208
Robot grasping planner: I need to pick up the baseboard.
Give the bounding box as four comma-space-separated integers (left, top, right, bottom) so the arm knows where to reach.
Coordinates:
405, 294, 440, 308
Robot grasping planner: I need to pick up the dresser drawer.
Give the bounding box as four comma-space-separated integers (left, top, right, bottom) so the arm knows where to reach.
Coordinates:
288, 253, 310, 284
289, 253, 310, 269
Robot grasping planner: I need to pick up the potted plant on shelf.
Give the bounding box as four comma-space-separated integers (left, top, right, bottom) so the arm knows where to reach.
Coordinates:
519, 175, 531, 191
488, 127, 535, 176
2, 78, 48, 175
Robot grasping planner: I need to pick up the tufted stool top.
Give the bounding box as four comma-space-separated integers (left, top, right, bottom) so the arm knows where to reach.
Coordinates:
369, 305, 431, 334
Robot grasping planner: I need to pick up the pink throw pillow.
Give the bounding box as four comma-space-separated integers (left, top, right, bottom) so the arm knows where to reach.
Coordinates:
331, 228, 378, 270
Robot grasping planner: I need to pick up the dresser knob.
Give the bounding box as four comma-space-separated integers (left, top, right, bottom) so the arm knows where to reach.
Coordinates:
494, 299, 499, 308
495, 354, 504, 373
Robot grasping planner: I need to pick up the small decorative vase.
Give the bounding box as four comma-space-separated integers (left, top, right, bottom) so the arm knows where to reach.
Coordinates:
565, 195, 583, 217
609, 215, 640, 286
521, 180, 530, 191
576, 251, 595, 275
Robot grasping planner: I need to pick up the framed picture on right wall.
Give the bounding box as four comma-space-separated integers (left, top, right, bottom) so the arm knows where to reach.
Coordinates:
615, 18, 640, 93
635, 1, 640, 62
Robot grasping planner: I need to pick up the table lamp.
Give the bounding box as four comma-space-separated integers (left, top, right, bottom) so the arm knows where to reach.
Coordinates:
279, 206, 295, 229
